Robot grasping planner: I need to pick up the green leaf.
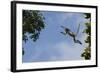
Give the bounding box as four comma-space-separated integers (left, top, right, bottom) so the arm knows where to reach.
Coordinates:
22, 10, 45, 55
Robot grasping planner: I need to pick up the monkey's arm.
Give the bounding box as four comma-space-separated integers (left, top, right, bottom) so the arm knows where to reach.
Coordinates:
60, 32, 66, 35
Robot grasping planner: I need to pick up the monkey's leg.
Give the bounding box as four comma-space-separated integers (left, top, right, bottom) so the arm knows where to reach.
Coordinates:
73, 36, 76, 43
76, 40, 82, 45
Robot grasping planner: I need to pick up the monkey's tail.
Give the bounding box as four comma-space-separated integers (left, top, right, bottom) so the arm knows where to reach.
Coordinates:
76, 24, 80, 36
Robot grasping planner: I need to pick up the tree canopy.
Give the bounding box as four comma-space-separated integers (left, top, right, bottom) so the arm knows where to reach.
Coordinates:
81, 13, 91, 59
22, 10, 45, 55
23, 10, 45, 42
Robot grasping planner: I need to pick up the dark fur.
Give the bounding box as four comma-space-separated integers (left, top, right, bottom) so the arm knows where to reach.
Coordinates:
61, 26, 82, 45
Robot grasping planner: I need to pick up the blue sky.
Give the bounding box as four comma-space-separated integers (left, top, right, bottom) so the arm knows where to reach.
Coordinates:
22, 11, 88, 63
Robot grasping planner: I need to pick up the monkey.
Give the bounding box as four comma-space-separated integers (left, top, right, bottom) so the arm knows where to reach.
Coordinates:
61, 26, 82, 45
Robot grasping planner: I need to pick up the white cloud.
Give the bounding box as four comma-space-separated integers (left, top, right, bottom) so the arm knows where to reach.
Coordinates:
53, 41, 84, 60
56, 13, 76, 25
29, 33, 86, 61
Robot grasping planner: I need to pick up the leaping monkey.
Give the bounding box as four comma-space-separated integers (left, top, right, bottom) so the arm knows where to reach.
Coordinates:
60, 24, 82, 45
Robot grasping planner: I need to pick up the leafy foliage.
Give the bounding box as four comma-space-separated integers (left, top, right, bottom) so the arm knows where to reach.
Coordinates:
22, 10, 45, 55
81, 13, 91, 59
23, 10, 45, 42
84, 13, 91, 19
22, 48, 24, 55
81, 47, 91, 59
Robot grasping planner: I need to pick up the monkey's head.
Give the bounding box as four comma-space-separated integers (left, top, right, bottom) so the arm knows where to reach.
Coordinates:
65, 28, 70, 32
